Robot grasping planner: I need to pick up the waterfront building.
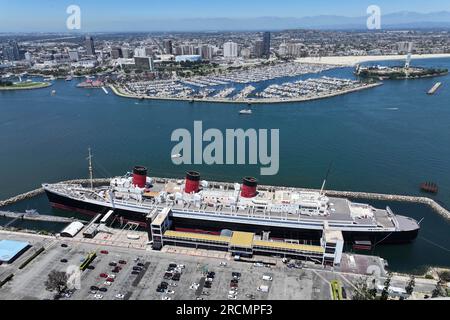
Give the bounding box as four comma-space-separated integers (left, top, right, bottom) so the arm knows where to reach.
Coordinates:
1, 40, 20, 61
223, 41, 238, 59
84, 36, 95, 56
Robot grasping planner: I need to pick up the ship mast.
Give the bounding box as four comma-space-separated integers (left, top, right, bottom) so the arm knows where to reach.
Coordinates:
87, 148, 93, 189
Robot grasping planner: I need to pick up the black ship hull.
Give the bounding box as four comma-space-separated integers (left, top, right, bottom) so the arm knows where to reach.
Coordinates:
45, 189, 419, 244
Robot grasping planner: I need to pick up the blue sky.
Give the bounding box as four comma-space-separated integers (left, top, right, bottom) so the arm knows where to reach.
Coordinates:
1, 0, 449, 32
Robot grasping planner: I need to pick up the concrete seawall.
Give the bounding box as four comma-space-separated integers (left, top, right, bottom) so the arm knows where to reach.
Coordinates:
0, 178, 449, 222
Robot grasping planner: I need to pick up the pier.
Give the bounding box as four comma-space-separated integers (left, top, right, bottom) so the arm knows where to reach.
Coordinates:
0, 211, 76, 225
0, 178, 449, 222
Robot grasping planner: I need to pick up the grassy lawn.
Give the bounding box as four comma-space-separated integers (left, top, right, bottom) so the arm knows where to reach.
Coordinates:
0, 81, 51, 90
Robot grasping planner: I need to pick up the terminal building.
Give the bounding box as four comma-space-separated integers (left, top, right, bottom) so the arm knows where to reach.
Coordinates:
147, 208, 344, 266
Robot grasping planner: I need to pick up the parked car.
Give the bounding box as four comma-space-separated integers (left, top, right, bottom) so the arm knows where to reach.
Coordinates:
163, 272, 172, 280
118, 260, 127, 265
100, 250, 109, 254
87, 265, 95, 270
60, 259, 68, 263
115, 294, 125, 299
166, 290, 175, 295
228, 294, 237, 300
61, 244, 68, 248
162, 296, 171, 300
106, 278, 114, 282
169, 263, 177, 268
99, 273, 108, 278
137, 262, 145, 267
98, 287, 108, 292
262, 275, 273, 281
94, 294, 103, 299
156, 287, 165, 293
131, 271, 140, 275
103, 281, 112, 286
133, 266, 142, 271
90, 286, 99, 291
109, 262, 117, 267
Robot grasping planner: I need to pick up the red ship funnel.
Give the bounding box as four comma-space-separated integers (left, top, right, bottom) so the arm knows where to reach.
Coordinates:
185, 171, 200, 193
241, 177, 257, 198
132, 166, 147, 188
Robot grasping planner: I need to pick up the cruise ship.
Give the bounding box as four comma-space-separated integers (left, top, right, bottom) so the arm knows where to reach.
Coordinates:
43, 166, 419, 245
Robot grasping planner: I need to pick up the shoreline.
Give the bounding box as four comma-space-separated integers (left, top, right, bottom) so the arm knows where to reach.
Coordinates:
110, 82, 383, 105
296, 53, 450, 66
0, 82, 51, 91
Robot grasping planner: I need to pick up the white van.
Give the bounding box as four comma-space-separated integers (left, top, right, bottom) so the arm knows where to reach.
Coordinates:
262, 275, 273, 281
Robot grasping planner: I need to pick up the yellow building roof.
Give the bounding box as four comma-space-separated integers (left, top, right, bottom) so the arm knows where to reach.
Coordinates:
230, 231, 255, 248
253, 240, 325, 253
164, 230, 231, 244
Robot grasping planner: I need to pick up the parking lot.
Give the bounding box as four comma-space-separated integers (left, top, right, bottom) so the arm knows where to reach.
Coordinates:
0, 231, 338, 300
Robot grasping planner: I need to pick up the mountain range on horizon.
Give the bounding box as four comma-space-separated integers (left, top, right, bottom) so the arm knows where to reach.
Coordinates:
85, 10, 450, 32
3, 10, 450, 33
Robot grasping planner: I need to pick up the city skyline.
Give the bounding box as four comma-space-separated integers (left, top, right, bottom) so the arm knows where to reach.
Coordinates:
1, 0, 450, 32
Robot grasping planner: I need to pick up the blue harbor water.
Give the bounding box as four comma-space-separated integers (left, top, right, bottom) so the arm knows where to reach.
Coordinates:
1, 58, 450, 273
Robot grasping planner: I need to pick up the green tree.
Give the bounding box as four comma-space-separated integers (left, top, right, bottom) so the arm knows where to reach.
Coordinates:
405, 275, 416, 295
352, 277, 376, 300
432, 280, 447, 298
380, 273, 392, 300
45, 270, 68, 298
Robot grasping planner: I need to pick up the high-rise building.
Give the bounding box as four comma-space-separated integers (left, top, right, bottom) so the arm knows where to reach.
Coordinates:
262, 32, 271, 57
134, 47, 147, 58
121, 47, 133, 59
254, 40, 264, 58
223, 41, 238, 59
85, 36, 95, 56
1, 41, 20, 61
180, 45, 195, 55
163, 40, 173, 54
68, 50, 80, 61
110, 47, 123, 59
200, 45, 214, 60
134, 56, 154, 71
